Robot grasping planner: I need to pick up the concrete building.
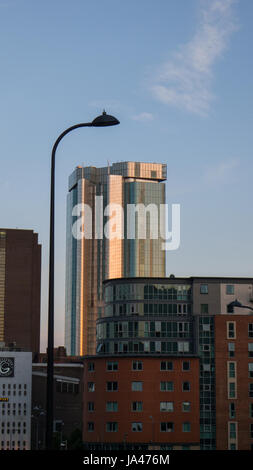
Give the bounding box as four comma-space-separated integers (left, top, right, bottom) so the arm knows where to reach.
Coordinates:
65, 162, 167, 356
0, 346, 32, 450
0, 229, 41, 357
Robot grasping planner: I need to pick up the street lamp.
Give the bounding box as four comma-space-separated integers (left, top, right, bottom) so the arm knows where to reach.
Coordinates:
227, 299, 253, 312
46, 111, 120, 449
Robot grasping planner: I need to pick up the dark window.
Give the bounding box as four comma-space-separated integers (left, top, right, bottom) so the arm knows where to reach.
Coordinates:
160, 361, 173, 371
106, 422, 118, 432
182, 361, 190, 371
182, 381, 190, 391
229, 403, 236, 419
107, 382, 118, 392
132, 401, 143, 412
201, 304, 209, 314
132, 361, 143, 371
88, 402, 94, 412
160, 422, 174, 432
107, 362, 118, 371
87, 422, 94, 432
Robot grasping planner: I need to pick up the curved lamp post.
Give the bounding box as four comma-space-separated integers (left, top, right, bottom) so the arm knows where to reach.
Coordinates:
227, 299, 253, 312
46, 111, 120, 449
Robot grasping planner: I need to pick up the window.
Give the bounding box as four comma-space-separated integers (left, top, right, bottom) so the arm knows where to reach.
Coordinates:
182, 381, 190, 392
88, 402, 94, 412
229, 403, 236, 419
228, 343, 235, 358
228, 362, 236, 378
249, 324, 253, 338
132, 422, 143, 432
226, 285, 234, 295
203, 364, 211, 372
107, 361, 118, 371
200, 284, 208, 294
178, 342, 190, 353
107, 382, 118, 392
160, 361, 173, 371
88, 382, 95, 392
201, 304, 209, 314
249, 383, 253, 398
202, 323, 210, 332
182, 361, 190, 371
250, 424, 253, 439
229, 422, 236, 439
250, 403, 253, 418
88, 362, 95, 371
227, 322, 236, 339
230, 443, 236, 450
249, 344, 253, 358
131, 381, 142, 391
160, 402, 174, 412
106, 402, 118, 412
160, 381, 174, 392
249, 364, 253, 378
87, 422, 94, 432
182, 402, 191, 412
106, 422, 118, 432
160, 422, 174, 432
228, 382, 236, 399
132, 401, 142, 412
132, 361, 143, 371
183, 422, 191, 432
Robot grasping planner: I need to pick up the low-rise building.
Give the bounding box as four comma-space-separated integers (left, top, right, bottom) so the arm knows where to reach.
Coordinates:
0, 346, 32, 450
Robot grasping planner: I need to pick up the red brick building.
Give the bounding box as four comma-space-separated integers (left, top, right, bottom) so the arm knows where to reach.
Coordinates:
0, 228, 41, 357
83, 355, 200, 450
215, 314, 253, 450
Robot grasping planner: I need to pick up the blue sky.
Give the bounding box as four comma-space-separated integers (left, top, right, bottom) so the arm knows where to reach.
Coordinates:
0, 0, 252, 351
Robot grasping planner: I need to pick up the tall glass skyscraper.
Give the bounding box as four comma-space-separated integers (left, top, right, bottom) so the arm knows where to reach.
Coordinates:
65, 162, 167, 356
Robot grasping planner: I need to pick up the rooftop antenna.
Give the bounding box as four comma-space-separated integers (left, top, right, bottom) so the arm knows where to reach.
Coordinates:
107, 160, 110, 175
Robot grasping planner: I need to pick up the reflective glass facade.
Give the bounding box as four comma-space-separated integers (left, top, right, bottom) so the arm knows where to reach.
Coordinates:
97, 279, 194, 356
65, 162, 167, 356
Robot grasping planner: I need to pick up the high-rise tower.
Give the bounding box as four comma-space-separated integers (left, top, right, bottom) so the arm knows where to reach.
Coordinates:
0, 229, 41, 357
65, 162, 167, 356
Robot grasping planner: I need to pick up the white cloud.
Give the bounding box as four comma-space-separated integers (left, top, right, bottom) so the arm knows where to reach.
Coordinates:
151, 0, 238, 116
204, 158, 239, 183
132, 112, 154, 122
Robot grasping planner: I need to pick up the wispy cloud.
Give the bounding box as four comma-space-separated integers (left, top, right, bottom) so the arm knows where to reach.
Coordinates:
131, 112, 154, 122
204, 158, 239, 184
151, 0, 238, 116
167, 158, 240, 197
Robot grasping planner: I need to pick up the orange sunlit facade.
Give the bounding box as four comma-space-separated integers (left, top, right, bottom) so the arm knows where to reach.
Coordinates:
83, 356, 200, 450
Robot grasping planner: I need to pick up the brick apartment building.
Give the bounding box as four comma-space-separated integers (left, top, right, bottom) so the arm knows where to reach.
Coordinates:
80, 276, 253, 450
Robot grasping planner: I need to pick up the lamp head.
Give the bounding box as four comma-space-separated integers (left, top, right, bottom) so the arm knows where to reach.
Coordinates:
91, 110, 120, 127
228, 299, 243, 308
